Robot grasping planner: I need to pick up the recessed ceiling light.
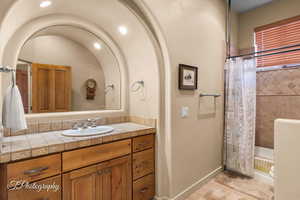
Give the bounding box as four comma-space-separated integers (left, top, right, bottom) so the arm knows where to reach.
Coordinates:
40, 1, 52, 8
118, 26, 128, 35
94, 42, 102, 50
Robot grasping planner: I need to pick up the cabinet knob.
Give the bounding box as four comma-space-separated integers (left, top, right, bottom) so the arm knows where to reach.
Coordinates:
140, 187, 149, 193
138, 142, 148, 147
97, 170, 103, 175
103, 168, 112, 174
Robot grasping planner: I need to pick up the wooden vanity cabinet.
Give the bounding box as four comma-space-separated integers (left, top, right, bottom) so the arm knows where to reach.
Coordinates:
0, 133, 155, 200
63, 155, 132, 200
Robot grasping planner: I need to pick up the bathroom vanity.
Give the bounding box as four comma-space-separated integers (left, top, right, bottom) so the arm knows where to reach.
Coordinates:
0, 123, 155, 200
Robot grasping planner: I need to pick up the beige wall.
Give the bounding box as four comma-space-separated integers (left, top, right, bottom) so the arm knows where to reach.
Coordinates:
238, 0, 300, 50
145, 0, 226, 197
19, 35, 106, 111
230, 11, 239, 56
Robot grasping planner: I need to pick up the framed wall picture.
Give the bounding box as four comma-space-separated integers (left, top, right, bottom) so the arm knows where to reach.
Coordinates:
178, 64, 198, 90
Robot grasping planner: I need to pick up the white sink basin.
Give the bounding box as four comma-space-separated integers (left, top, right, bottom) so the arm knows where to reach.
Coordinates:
62, 126, 114, 137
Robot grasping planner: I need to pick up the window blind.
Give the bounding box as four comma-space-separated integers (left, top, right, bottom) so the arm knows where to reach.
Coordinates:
255, 15, 300, 67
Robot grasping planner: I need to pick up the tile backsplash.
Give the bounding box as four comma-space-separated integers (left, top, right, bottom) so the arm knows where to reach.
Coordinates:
1, 116, 156, 137
256, 67, 300, 148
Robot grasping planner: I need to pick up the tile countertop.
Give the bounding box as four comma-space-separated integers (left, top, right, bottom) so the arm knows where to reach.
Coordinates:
0, 123, 155, 163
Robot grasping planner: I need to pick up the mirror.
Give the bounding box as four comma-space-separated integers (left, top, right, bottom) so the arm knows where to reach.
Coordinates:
16, 25, 121, 113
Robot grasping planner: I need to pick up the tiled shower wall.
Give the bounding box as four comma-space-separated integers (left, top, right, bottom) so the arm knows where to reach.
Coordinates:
256, 67, 300, 148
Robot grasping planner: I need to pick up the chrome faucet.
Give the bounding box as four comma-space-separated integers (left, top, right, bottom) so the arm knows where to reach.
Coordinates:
72, 119, 98, 130
83, 119, 96, 129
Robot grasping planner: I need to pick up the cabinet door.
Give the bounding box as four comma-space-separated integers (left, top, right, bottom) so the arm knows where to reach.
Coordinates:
63, 164, 100, 200
98, 155, 132, 200
63, 155, 131, 200
8, 175, 61, 200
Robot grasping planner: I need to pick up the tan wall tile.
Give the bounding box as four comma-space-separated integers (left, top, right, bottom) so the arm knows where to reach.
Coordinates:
256, 95, 300, 148
62, 120, 74, 130
256, 68, 300, 148
31, 147, 49, 157
38, 122, 51, 132
26, 123, 39, 134
0, 153, 11, 163
3, 128, 11, 137
96, 118, 107, 126
257, 68, 300, 96
51, 121, 62, 131
107, 116, 122, 124
11, 150, 31, 161
90, 137, 103, 145
78, 139, 92, 147
64, 141, 79, 150
13, 129, 27, 136
48, 144, 64, 153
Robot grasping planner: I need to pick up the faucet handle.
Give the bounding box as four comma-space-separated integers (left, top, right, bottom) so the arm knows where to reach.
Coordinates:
85, 119, 97, 128
72, 121, 82, 130
90, 119, 97, 128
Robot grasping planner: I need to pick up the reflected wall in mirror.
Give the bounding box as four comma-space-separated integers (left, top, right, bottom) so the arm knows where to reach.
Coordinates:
16, 25, 121, 113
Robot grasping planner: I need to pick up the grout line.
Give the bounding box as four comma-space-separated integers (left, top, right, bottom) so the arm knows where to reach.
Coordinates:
214, 181, 260, 199
215, 178, 262, 200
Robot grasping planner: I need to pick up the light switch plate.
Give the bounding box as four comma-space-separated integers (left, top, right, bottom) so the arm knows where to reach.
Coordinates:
181, 106, 189, 118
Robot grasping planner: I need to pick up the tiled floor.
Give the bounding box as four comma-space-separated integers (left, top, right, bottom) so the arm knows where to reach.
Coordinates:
186, 171, 274, 200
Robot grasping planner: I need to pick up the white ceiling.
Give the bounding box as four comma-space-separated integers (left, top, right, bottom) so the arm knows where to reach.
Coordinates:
231, 0, 273, 13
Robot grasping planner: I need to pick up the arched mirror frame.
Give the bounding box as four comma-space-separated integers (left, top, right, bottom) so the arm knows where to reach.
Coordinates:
1, 15, 129, 120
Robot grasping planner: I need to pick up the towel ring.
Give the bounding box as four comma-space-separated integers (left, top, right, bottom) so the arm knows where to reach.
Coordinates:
131, 80, 144, 92
105, 84, 115, 94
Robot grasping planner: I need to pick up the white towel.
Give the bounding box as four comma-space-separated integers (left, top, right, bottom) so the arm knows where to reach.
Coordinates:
2, 72, 27, 132
198, 96, 217, 115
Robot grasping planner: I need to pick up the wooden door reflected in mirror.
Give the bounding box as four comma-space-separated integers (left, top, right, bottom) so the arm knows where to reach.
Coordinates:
32, 63, 71, 113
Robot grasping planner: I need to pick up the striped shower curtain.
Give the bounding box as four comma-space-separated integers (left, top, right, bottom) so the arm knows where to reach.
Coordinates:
224, 57, 257, 177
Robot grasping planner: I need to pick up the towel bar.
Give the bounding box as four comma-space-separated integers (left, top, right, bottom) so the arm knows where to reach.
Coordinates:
199, 93, 221, 97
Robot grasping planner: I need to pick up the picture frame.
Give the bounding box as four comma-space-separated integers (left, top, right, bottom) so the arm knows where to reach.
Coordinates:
178, 64, 198, 90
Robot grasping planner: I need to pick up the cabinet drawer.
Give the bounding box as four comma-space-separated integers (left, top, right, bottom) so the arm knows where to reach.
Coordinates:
7, 154, 61, 186
8, 175, 61, 200
133, 149, 154, 180
63, 139, 131, 172
133, 174, 155, 200
133, 135, 154, 152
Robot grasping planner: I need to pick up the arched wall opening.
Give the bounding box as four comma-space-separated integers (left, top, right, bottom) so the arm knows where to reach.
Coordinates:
0, 0, 172, 198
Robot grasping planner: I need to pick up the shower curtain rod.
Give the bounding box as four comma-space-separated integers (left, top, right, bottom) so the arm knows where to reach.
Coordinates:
228, 43, 300, 59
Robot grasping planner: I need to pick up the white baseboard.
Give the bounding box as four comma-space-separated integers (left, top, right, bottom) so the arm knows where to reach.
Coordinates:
155, 166, 223, 200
